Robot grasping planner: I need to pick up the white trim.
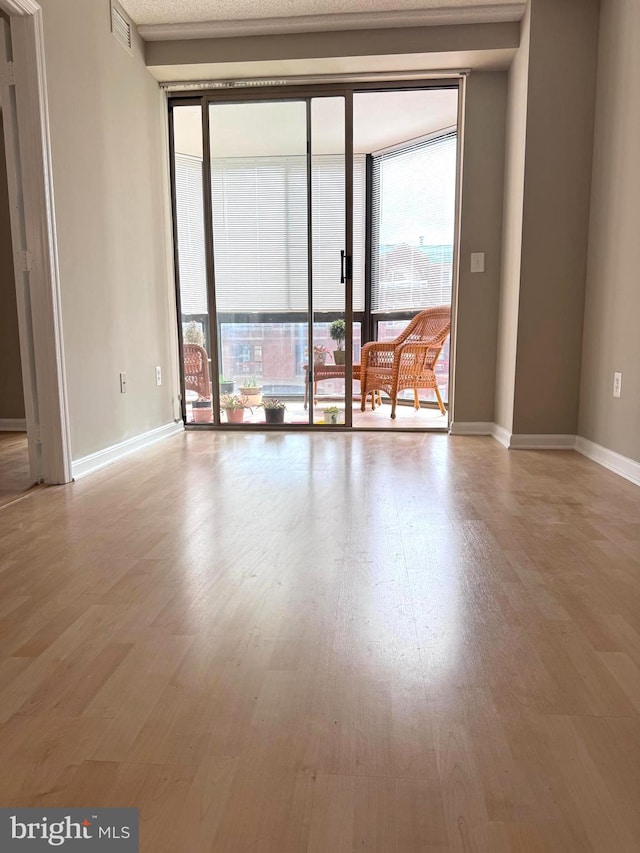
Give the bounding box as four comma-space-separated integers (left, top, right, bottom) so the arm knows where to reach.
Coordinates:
575, 437, 640, 488
0, 18, 39, 477
0, 418, 27, 431
509, 434, 576, 450
449, 421, 494, 436
0, 2, 73, 485
1, 0, 39, 15
138, 4, 526, 41
13, 11, 72, 484
72, 422, 184, 480
492, 423, 511, 448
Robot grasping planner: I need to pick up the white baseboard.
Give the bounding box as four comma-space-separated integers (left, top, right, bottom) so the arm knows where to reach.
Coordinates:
0, 418, 27, 431
575, 436, 640, 488
509, 433, 577, 450
492, 424, 512, 448
449, 421, 494, 436
72, 422, 184, 480
448, 423, 575, 450
450, 423, 640, 488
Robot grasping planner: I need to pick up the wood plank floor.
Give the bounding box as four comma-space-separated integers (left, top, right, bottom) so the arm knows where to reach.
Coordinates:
0, 431, 639, 852
0, 432, 35, 509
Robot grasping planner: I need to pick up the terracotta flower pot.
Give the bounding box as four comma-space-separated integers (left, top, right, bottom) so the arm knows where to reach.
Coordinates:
192, 402, 212, 423
225, 409, 245, 424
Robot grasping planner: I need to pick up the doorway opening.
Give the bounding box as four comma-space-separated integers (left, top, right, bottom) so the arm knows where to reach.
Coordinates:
169, 81, 460, 430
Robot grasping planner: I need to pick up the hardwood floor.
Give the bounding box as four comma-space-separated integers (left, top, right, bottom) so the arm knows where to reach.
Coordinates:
0, 431, 639, 851
0, 432, 35, 509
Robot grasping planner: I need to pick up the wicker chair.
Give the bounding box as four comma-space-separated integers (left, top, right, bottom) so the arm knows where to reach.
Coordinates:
183, 343, 211, 400
359, 306, 451, 419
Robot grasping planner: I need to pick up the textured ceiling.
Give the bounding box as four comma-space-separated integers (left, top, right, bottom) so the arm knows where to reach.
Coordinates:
119, 0, 520, 27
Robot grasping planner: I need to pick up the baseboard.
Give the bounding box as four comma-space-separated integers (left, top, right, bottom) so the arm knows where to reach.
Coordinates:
0, 418, 26, 431
492, 424, 512, 448
449, 421, 494, 436
447, 423, 575, 450
575, 436, 640, 488
509, 433, 577, 450
72, 422, 184, 480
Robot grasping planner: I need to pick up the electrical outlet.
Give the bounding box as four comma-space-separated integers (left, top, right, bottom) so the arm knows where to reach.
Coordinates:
470, 252, 485, 273
613, 371, 622, 398
120, 372, 127, 394
155, 365, 162, 386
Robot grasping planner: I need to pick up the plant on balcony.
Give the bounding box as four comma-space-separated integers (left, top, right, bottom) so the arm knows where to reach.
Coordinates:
238, 375, 262, 405
219, 375, 234, 395
221, 394, 252, 424
329, 319, 346, 365
259, 398, 287, 424
313, 344, 329, 366
323, 405, 341, 425
183, 320, 205, 347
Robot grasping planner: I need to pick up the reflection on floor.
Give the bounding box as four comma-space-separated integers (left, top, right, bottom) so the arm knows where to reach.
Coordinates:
0, 432, 35, 508
189, 399, 448, 430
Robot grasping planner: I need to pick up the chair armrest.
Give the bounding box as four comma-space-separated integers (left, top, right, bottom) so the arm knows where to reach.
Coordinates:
360, 341, 396, 369
396, 341, 443, 371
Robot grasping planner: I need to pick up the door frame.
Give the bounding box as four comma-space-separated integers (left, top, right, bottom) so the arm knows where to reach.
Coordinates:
0, 0, 71, 483
169, 77, 462, 432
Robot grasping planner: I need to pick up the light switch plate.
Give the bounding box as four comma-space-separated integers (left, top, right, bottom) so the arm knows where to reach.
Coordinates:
613, 371, 622, 398
471, 252, 485, 273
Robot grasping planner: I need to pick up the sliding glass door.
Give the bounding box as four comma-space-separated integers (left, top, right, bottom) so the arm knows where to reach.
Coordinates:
171, 82, 459, 430
171, 94, 351, 427
209, 100, 312, 425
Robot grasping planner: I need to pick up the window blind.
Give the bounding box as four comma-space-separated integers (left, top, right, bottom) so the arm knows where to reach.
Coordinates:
371, 131, 457, 313
312, 154, 366, 312
211, 155, 308, 312
175, 152, 366, 314
174, 153, 207, 315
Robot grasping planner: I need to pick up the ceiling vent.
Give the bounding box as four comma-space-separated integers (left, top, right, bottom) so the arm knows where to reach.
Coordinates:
111, 3, 133, 54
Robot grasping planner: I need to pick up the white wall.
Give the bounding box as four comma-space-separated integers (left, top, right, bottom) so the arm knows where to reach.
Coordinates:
39, 0, 176, 459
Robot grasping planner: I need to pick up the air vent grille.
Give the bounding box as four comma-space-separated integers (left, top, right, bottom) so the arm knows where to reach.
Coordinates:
111, 4, 133, 54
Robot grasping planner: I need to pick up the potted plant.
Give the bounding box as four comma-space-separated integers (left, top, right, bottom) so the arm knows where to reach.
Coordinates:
260, 398, 286, 424
323, 405, 341, 425
219, 375, 234, 395
238, 375, 262, 406
183, 320, 205, 347
221, 394, 252, 424
313, 344, 329, 366
192, 399, 212, 423
329, 319, 346, 365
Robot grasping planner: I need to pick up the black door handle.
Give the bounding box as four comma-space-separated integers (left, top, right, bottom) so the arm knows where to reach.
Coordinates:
340, 250, 352, 283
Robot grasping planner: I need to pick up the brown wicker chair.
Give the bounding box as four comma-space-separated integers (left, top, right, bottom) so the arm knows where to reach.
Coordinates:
183, 343, 211, 400
359, 306, 451, 419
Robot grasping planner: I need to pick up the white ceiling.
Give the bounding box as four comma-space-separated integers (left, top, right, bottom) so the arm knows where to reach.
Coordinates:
173, 89, 458, 158
120, 0, 523, 28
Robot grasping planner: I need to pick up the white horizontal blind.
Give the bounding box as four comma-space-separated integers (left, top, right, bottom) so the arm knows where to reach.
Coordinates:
175, 153, 207, 315
371, 131, 457, 313
312, 153, 366, 312
175, 153, 366, 314
211, 155, 308, 311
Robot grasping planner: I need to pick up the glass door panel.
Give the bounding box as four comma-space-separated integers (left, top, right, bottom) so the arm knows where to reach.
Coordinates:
171, 104, 213, 424
208, 101, 310, 425
310, 97, 350, 425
